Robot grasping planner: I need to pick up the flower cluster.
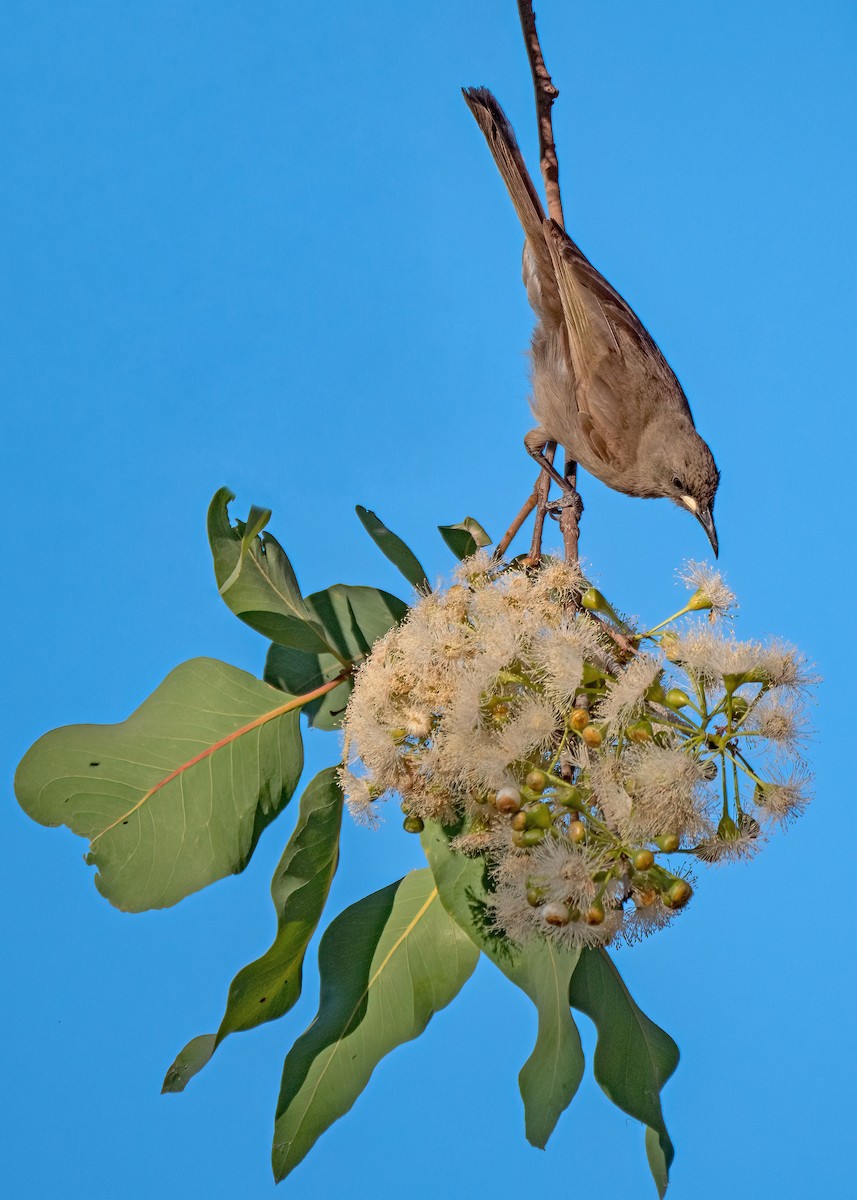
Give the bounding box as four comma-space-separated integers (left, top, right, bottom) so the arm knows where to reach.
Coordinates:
340, 554, 816, 950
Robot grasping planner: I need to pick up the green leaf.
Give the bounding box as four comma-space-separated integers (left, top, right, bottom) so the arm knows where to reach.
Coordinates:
162, 768, 343, 1092
265, 584, 408, 730
272, 868, 478, 1181
207, 488, 333, 656
569, 948, 680, 1197
355, 505, 430, 591
438, 516, 492, 560
421, 822, 584, 1148
15, 658, 304, 911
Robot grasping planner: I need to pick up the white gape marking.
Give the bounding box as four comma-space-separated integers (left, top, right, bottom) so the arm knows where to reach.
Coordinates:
681, 495, 699, 515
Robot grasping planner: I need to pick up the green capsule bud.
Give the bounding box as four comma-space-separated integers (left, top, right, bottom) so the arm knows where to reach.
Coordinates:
581, 586, 606, 611
646, 680, 667, 704
665, 879, 693, 908
627, 720, 653, 744
510, 810, 528, 832
525, 769, 548, 794
633, 849, 655, 870
527, 803, 553, 830
402, 815, 424, 834
558, 784, 585, 809
512, 827, 546, 848
654, 833, 681, 853
665, 689, 691, 709
568, 820, 586, 844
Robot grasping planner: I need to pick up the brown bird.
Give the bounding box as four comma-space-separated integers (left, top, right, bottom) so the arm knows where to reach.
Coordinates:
463, 86, 720, 555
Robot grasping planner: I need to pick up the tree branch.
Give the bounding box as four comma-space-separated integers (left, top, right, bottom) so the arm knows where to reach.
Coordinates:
517, 0, 564, 226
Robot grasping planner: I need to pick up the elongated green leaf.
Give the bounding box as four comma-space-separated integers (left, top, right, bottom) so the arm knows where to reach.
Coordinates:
162, 768, 343, 1093
272, 868, 479, 1181
207, 488, 333, 656
570, 948, 679, 1197
438, 516, 492, 560
15, 658, 304, 911
421, 823, 584, 1148
355, 505, 430, 590
265, 584, 408, 730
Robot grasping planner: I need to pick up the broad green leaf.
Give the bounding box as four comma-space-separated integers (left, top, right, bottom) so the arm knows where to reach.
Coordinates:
272, 868, 478, 1181
438, 516, 492, 560
162, 768, 343, 1092
421, 823, 584, 1148
207, 488, 334, 656
355, 505, 430, 591
570, 948, 680, 1197
15, 658, 304, 911
265, 584, 408, 730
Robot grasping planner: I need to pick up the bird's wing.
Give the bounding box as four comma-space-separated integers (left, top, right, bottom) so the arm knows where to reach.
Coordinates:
543, 217, 670, 369
542, 219, 636, 468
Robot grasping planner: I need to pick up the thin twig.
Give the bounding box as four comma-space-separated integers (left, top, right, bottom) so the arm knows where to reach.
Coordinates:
494, 490, 538, 560
529, 442, 555, 562
517, 0, 564, 226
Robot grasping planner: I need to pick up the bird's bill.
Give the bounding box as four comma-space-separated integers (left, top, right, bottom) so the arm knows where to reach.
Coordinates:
681, 495, 719, 557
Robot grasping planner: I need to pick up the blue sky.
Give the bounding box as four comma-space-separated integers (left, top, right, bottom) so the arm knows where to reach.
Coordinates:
3, 2, 855, 1197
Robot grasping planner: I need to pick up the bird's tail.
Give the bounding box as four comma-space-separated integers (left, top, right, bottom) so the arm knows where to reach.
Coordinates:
462, 87, 559, 315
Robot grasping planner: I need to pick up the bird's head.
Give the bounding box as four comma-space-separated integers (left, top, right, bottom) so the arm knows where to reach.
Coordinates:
642, 426, 721, 555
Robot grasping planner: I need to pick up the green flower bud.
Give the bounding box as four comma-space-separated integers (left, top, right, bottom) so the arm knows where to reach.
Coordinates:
646, 680, 667, 704
654, 833, 681, 853
581, 586, 606, 611
633, 849, 655, 870
402, 815, 424, 834
568, 820, 586, 844
581, 724, 603, 748
526, 885, 546, 907
665, 688, 691, 709
510, 810, 528, 832
569, 708, 590, 731
583, 903, 605, 926
527, 803, 553, 830
558, 784, 585, 809
664, 879, 692, 908
512, 828, 546, 848
525, 769, 547, 794
627, 720, 653, 744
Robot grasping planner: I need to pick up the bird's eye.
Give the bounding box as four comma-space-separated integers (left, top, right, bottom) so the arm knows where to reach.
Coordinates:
672, 476, 684, 491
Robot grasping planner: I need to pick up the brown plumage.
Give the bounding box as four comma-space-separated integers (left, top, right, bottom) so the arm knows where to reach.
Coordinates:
463, 86, 720, 554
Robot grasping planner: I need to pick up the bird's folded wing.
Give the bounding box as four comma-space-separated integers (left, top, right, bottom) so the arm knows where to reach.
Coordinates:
542, 219, 635, 470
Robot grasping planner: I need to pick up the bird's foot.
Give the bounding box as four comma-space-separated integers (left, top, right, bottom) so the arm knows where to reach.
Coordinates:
547, 492, 584, 521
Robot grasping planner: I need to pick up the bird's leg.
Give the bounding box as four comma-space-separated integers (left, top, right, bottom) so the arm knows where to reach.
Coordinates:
528, 441, 556, 563
524, 427, 568, 490
557, 453, 583, 568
